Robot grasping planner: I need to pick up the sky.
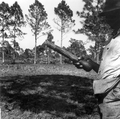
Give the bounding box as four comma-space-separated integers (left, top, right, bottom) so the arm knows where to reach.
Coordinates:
2, 0, 94, 50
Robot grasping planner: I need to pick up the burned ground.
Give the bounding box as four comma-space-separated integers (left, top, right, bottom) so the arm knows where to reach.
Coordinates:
1, 74, 100, 119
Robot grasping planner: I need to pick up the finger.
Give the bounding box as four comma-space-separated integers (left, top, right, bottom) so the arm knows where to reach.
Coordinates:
74, 62, 83, 68
75, 64, 83, 69
73, 60, 79, 65
79, 65, 83, 68
73, 62, 81, 66
78, 56, 84, 61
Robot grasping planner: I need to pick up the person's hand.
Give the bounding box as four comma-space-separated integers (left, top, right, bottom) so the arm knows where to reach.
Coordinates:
73, 56, 93, 72
73, 56, 84, 69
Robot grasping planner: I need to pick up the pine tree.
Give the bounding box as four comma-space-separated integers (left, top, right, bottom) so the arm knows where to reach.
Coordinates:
54, 0, 75, 64
26, 0, 50, 64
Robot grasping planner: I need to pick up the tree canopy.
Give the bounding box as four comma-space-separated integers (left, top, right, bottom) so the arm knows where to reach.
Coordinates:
54, 0, 75, 64
25, 0, 50, 64
75, 0, 112, 63
67, 38, 87, 57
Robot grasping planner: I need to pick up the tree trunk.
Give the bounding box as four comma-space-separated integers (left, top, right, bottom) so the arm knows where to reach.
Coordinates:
2, 31, 5, 63
12, 53, 16, 64
34, 35, 37, 64
2, 48, 5, 63
60, 19, 63, 64
12, 38, 16, 64
47, 47, 50, 64
95, 41, 100, 64
96, 52, 100, 64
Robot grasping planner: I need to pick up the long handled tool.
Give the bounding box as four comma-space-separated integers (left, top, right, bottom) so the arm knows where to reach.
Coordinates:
43, 40, 93, 71
43, 40, 78, 62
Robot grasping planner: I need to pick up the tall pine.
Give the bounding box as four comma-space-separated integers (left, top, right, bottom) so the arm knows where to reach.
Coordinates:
26, 0, 50, 64
0, 2, 11, 63
10, 1, 26, 63
54, 0, 75, 64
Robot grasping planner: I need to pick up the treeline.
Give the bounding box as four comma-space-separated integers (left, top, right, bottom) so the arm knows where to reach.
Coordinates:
0, 37, 87, 64
0, 0, 112, 64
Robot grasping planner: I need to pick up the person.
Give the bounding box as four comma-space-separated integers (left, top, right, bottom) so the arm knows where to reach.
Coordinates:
73, 0, 120, 119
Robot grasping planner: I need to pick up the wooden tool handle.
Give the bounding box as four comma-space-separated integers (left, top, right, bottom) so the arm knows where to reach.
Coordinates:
43, 40, 78, 62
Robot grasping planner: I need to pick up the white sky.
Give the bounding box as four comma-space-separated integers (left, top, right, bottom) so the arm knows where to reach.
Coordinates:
2, 0, 94, 50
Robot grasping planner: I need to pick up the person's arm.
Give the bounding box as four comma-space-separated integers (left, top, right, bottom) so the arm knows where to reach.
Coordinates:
73, 57, 100, 73
87, 58, 99, 73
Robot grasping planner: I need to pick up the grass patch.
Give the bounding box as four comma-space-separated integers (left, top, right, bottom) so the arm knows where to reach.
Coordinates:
0, 64, 97, 79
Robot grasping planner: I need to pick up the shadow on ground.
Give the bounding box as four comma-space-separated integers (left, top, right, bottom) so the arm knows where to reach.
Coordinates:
0, 75, 99, 118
